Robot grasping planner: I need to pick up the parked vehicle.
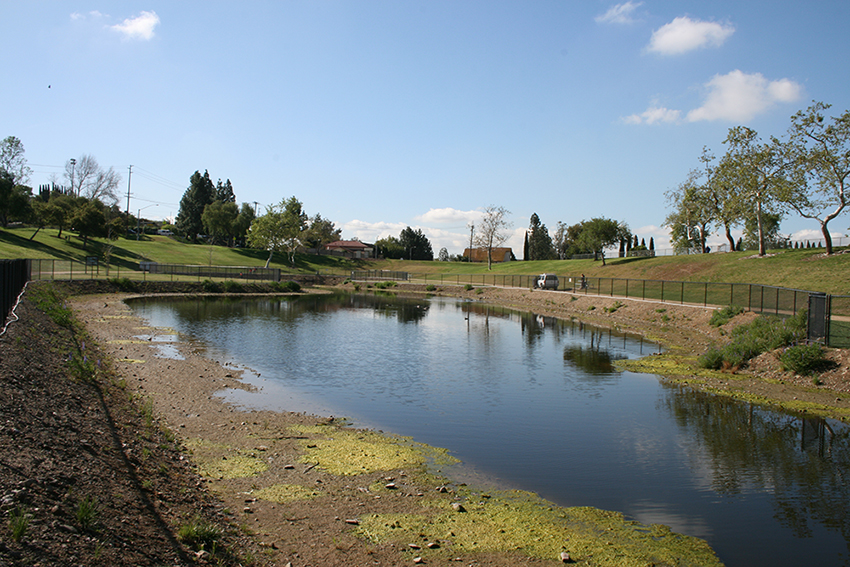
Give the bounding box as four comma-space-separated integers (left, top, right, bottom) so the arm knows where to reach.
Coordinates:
535, 273, 559, 290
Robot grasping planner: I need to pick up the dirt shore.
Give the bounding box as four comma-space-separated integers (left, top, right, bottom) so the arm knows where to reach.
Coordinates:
3, 280, 848, 566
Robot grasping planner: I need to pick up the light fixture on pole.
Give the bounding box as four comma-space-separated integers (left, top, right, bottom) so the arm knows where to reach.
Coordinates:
137, 204, 158, 241
69, 158, 76, 196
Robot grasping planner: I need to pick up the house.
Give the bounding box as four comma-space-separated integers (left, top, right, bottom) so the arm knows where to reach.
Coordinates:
463, 247, 514, 263
324, 240, 374, 259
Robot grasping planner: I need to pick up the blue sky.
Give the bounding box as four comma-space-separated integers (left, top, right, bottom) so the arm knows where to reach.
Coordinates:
4, 1, 849, 255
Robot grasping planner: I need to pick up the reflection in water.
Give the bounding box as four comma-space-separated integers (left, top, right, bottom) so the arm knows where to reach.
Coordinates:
130, 293, 850, 567
661, 385, 850, 542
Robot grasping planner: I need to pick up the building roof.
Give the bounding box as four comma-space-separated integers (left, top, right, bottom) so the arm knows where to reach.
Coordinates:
325, 240, 371, 250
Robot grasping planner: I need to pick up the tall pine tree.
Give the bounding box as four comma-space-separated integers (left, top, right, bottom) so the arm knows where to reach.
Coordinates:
175, 170, 215, 241
528, 213, 553, 261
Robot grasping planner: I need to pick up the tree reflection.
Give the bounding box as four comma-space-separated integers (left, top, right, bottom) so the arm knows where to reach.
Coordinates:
661, 384, 850, 541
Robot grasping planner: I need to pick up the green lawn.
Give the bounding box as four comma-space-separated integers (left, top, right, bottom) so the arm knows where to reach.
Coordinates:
2, 226, 849, 295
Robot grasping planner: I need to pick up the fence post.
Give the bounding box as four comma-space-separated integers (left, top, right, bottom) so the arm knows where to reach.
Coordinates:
661, 280, 664, 303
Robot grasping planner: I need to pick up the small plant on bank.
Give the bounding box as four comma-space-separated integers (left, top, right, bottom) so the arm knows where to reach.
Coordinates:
222, 280, 244, 293
9, 507, 30, 542
779, 343, 830, 376
75, 495, 101, 532
178, 516, 222, 551
270, 280, 301, 292
710, 305, 745, 327
606, 301, 625, 313
107, 277, 138, 292
699, 310, 808, 370
464, 284, 474, 291
425, 284, 437, 292
476, 287, 484, 294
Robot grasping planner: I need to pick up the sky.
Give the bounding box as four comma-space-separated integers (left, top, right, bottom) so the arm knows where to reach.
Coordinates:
4, 1, 850, 256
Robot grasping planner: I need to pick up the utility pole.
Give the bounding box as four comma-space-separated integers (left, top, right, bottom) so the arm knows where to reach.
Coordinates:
467, 222, 474, 263
126, 165, 133, 218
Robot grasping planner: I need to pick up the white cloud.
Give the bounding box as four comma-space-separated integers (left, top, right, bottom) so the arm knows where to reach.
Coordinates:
413, 207, 482, 225
622, 106, 681, 125
111, 11, 160, 41
647, 16, 734, 55
596, 2, 643, 25
686, 70, 804, 122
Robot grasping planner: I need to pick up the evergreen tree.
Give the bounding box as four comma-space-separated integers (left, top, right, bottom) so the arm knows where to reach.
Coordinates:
523, 231, 529, 260
175, 170, 215, 241
399, 226, 433, 260
527, 213, 554, 261
649, 237, 655, 251
215, 179, 236, 203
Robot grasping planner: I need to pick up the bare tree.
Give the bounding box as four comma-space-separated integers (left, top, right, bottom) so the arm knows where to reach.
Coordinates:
65, 154, 121, 204
473, 205, 512, 270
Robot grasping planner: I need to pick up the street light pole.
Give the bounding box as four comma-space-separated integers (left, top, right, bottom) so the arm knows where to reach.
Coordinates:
137, 204, 158, 241
69, 158, 76, 196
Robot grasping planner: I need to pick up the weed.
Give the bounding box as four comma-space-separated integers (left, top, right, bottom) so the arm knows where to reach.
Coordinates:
9, 507, 30, 542
655, 308, 667, 313
605, 301, 625, 313
140, 397, 155, 428
709, 305, 745, 327
270, 280, 301, 293
464, 284, 474, 291
178, 516, 222, 551
699, 310, 808, 370
142, 479, 153, 490
587, 306, 596, 311
222, 280, 244, 293
425, 284, 437, 291
476, 287, 484, 294
76, 495, 101, 532
661, 314, 670, 323
107, 277, 138, 292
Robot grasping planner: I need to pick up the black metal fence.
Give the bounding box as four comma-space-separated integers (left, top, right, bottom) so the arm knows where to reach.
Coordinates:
143, 263, 282, 281
415, 272, 849, 348
1, 259, 29, 324
351, 270, 410, 281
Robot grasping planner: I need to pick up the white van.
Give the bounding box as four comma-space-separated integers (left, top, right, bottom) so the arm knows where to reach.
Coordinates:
535, 273, 559, 290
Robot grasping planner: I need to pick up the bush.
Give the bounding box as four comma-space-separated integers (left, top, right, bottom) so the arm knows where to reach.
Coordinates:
271, 280, 301, 293
709, 305, 744, 327
222, 280, 244, 293
464, 284, 474, 291
425, 284, 436, 291
780, 344, 828, 376
108, 277, 138, 292
201, 279, 222, 293
699, 310, 808, 370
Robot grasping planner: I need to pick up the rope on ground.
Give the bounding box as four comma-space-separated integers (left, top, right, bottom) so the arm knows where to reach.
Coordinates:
0, 281, 30, 338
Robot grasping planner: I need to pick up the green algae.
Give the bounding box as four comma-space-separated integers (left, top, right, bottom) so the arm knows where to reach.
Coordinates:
254, 483, 321, 503
185, 438, 269, 480
289, 424, 458, 476
355, 489, 722, 566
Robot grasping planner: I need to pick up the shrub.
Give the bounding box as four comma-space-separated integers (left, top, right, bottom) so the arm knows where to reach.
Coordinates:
710, 305, 744, 327
699, 310, 808, 370
222, 280, 244, 293
271, 280, 301, 293
464, 284, 474, 291
698, 348, 725, 370
425, 284, 436, 291
780, 343, 829, 376
108, 277, 138, 292
201, 279, 222, 293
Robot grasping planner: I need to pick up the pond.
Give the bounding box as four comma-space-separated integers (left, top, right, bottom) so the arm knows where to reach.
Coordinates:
129, 292, 850, 567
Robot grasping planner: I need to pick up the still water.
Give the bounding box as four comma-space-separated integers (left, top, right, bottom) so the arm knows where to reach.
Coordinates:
130, 293, 850, 567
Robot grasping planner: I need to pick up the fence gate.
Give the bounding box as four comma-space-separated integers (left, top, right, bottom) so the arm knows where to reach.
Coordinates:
807, 293, 829, 344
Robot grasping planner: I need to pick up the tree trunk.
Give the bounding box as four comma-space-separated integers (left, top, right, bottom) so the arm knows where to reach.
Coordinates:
264, 249, 273, 269
821, 223, 833, 255
724, 225, 736, 251
29, 226, 42, 241
756, 198, 766, 256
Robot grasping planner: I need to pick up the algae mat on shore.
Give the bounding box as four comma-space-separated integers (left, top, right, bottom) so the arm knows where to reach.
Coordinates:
356, 489, 723, 566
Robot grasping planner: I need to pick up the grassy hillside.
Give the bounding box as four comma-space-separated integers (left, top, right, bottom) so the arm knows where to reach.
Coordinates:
2, 227, 848, 294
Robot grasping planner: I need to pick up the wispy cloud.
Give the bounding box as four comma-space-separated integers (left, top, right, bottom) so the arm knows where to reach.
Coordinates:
647, 16, 734, 55
596, 2, 643, 25
686, 70, 804, 122
413, 207, 481, 226
111, 11, 160, 41
622, 105, 681, 125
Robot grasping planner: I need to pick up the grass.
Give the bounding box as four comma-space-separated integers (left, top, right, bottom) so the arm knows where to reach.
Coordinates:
75, 495, 101, 532
177, 516, 222, 551
9, 507, 30, 542
698, 310, 807, 370
3, 226, 850, 295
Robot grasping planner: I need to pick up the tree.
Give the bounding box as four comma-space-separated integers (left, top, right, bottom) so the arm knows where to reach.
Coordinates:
375, 236, 404, 259
783, 102, 850, 254
527, 213, 554, 261
215, 179, 236, 203
247, 196, 307, 267
552, 221, 568, 259
202, 200, 239, 246
576, 217, 628, 266
0, 136, 33, 186
0, 170, 32, 228
665, 173, 714, 253
233, 203, 256, 247
175, 170, 215, 241
70, 199, 107, 249
399, 227, 433, 260
438, 247, 449, 261
303, 213, 342, 250
65, 155, 121, 204
742, 212, 784, 251
721, 126, 789, 256
473, 205, 512, 270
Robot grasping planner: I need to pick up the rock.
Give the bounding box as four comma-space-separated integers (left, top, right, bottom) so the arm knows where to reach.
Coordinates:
560, 551, 572, 562
345, 519, 360, 525
413, 556, 424, 563
451, 502, 466, 512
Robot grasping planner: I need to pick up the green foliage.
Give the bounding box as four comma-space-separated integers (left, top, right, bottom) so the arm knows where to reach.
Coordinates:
425, 284, 437, 291
222, 280, 244, 293
605, 301, 624, 313
699, 310, 807, 369
464, 284, 474, 291
780, 343, 829, 376
709, 305, 744, 327
9, 507, 30, 542
201, 279, 222, 293
177, 516, 222, 551
374, 281, 398, 289
527, 213, 554, 261
270, 280, 301, 293
75, 495, 101, 532
30, 283, 75, 328
176, 170, 215, 241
